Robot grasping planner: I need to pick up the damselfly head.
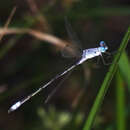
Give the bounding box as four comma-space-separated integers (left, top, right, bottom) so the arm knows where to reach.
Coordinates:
99, 41, 108, 52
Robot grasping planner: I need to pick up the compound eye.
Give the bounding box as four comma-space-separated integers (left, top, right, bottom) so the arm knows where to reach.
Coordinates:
100, 41, 105, 47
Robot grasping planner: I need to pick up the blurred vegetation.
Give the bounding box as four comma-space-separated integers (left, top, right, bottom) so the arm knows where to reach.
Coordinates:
0, 0, 130, 130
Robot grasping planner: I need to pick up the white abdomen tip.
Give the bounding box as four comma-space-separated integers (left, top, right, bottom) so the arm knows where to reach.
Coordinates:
8, 101, 21, 113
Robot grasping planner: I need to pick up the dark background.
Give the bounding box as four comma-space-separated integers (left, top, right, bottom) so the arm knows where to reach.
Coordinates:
0, 0, 130, 130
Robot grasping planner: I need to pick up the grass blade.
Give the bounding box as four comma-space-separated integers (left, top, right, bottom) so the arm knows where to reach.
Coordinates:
83, 26, 130, 130
116, 70, 126, 130
119, 51, 130, 91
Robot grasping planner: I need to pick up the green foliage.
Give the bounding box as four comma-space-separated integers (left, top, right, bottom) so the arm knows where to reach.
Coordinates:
119, 52, 130, 91
0, 1, 130, 130
83, 27, 130, 130
116, 70, 126, 130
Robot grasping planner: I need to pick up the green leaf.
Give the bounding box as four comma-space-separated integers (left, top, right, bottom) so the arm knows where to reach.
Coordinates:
116, 70, 126, 130
119, 51, 130, 92
83, 26, 130, 130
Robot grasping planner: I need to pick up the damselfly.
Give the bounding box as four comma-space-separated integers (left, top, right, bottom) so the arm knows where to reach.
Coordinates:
8, 20, 109, 113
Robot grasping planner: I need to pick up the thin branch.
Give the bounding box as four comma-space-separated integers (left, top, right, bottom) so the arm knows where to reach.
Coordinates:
0, 27, 76, 55
0, 6, 16, 41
